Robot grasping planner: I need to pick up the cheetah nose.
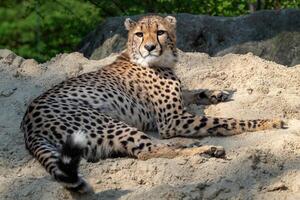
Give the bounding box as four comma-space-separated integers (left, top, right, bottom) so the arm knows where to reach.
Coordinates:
144, 44, 156, 52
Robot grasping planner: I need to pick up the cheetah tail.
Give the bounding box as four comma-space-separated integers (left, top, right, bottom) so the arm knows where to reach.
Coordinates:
227, 118, 286, 135
202, 118, 286, 136
55, 130, 93, 193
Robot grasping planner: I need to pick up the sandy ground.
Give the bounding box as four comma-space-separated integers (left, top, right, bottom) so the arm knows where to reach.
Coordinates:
0, 49, 299, 199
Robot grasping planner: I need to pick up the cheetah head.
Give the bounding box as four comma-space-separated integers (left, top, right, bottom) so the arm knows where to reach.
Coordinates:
125, 15, 177, 68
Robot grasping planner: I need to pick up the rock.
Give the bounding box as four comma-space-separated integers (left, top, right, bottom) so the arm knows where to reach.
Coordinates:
265, 182, 288, 192
0, 49, 16, 60
0, 49, 17, 66
216, 31, 300, 67
90, 34, 127, 60
78, 9, 300, 66
58, 52, 87, 77
0, 49, 24, 68
12, 56, 24, 67
17, 59, 41, 77
0, 87, 17, 97
247, 88, 253, 94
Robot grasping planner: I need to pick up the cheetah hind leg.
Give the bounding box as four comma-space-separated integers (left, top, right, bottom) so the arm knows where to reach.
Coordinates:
137, 143, 225, 160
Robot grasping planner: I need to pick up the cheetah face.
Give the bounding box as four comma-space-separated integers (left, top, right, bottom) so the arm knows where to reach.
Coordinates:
125, 15, 177, 68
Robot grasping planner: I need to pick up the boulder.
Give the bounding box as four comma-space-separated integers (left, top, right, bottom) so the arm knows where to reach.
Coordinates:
78, 9, 300, 66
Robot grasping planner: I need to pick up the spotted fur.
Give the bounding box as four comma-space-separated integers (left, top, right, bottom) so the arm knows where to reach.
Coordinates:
21, 15, 284, 193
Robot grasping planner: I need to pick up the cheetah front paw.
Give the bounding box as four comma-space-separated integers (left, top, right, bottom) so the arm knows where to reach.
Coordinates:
208, 90, 230, 104
195, 90, 234, 105
203, 145, 226, 158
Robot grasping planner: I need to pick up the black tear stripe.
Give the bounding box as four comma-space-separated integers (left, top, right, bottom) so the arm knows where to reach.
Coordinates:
136, 23, 146, 58
155, 24, 163, 56
138, 34, 144, 58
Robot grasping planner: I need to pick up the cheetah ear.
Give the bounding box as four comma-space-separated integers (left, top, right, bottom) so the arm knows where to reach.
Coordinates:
164, 16, 176, 26
124, 18, 136, 30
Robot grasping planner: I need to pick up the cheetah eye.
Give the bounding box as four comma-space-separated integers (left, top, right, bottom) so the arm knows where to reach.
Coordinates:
157, 30, 165, 36
135, 32, 143, 37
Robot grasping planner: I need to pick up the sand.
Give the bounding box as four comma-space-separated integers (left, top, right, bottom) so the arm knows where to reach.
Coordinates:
0, 49, 299, 199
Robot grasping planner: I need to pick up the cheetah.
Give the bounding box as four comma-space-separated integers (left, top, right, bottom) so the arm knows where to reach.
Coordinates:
21, 15, 284, 193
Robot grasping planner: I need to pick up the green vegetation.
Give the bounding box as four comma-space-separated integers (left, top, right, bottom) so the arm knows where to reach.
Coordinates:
0, 0, 100, 62
0, 0, 299, 62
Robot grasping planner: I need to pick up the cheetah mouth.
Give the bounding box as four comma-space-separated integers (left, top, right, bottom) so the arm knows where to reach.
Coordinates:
144, 54, 159, 58
142, 52, 161, 58
140, 50, 162, 58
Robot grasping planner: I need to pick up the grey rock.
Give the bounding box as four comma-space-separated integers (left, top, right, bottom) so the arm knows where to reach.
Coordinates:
12, 56, 25, 67
0, 49, 16, 59
0, 49, 17, 65
0, 87, 17, 97
78, 9, 300, 66
0, 49, 24, 67
265, 182, 288, 192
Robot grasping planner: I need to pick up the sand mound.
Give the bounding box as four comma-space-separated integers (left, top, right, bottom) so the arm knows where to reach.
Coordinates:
0, 49, 299, 199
